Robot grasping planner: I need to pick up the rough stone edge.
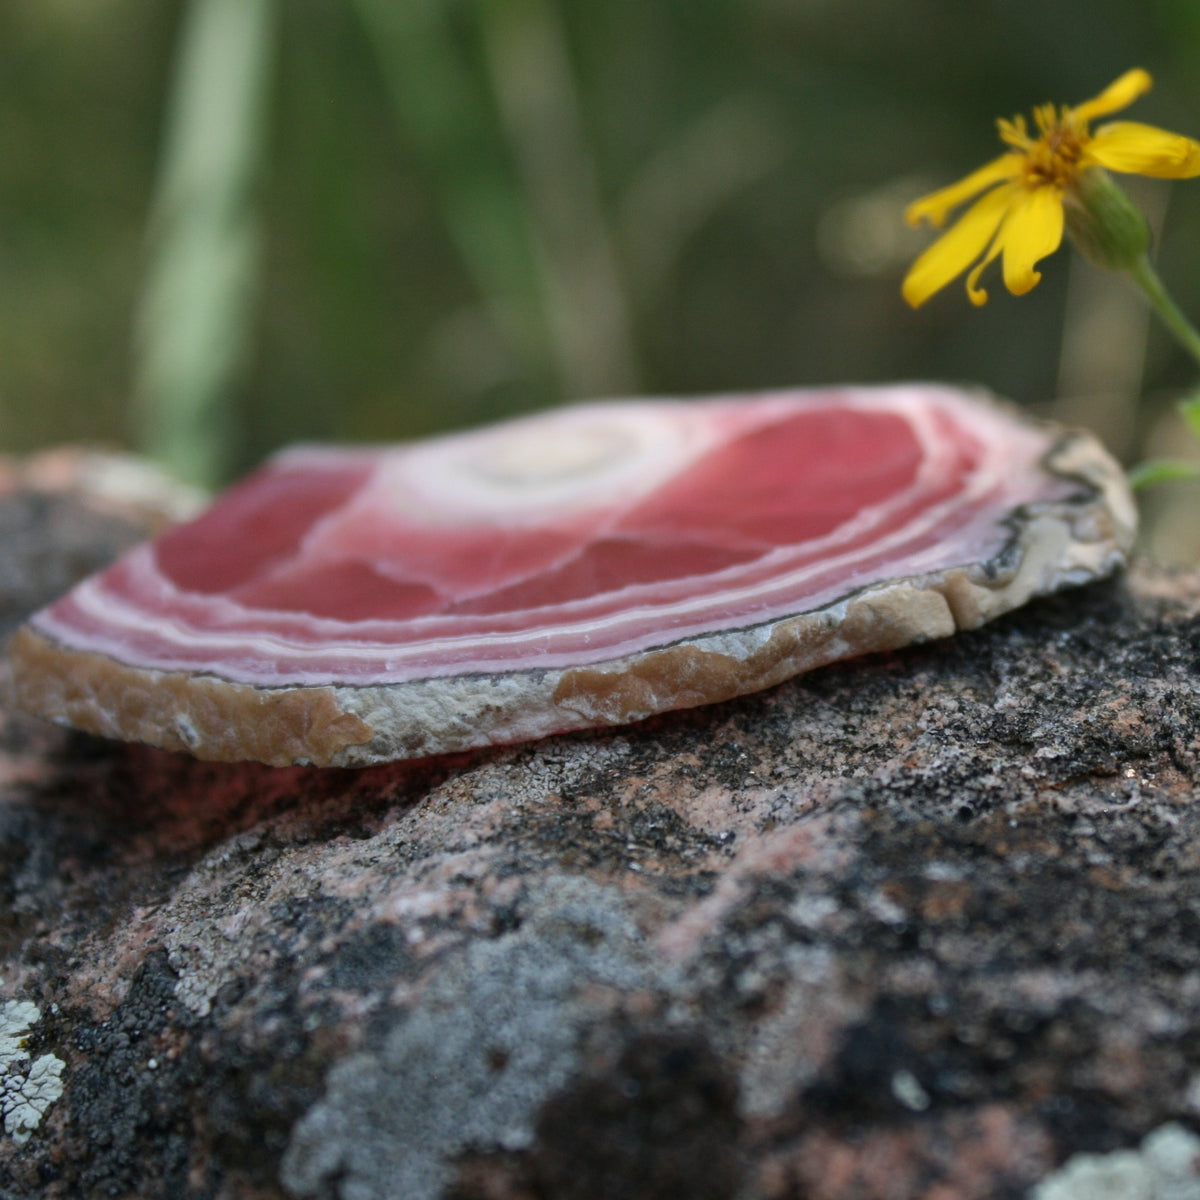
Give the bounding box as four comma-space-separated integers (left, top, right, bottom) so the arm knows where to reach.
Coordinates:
5, 430, 1135, 768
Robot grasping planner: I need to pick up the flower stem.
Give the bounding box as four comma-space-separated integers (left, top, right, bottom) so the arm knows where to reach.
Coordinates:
1120, 257, 1200, 490
1127, 255, 1200, 371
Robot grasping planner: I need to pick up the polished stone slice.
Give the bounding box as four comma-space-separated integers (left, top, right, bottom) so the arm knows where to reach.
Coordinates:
7, 385, 1135, 765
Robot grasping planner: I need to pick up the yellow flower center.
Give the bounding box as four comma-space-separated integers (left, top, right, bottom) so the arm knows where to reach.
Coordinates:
998, 105, 1090, 191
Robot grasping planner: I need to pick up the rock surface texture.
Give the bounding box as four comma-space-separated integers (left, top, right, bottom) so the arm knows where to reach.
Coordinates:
1, 458, 1200, 1199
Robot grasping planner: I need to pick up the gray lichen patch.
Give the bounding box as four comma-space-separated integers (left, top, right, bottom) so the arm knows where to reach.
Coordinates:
281, 877, 656, 1200
0, 993, 65, 1145
1031, 1123, 1200, 1200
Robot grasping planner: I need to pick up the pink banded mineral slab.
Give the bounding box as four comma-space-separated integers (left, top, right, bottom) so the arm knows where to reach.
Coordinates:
8, 385, 1135, 766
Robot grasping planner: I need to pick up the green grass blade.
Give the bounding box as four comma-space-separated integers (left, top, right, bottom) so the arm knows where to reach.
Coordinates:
132, 0, 276, 487
1128, 457, 1200, 490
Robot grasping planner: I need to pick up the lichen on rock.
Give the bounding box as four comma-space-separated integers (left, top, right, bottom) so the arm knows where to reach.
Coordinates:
0, 994, 65, 1146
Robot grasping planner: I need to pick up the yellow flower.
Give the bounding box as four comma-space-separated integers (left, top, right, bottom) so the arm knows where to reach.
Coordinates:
903, 69, 1200, 308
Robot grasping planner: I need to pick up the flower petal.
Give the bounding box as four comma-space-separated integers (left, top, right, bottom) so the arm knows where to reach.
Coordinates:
1071, 68, 1153, 124
902, 183, 1017, 308
905, 155, 1022, 228
999, 185, 1064, 295
965, 231, 1004, 307
1088, 121, 1200, 177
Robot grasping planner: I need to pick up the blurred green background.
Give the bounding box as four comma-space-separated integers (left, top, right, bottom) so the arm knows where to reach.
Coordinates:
3, 0, 1200, 552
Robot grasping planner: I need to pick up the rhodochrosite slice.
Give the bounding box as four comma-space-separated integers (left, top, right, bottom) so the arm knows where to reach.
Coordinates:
9, 385, 1134, 766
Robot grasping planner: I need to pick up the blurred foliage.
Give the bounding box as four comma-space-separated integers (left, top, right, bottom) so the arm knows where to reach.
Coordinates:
132, 0, 274, 486
3, 0, 1200, 536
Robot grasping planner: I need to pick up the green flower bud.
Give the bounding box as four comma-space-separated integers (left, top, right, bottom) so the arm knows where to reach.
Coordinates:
1064, 168, 1151, 273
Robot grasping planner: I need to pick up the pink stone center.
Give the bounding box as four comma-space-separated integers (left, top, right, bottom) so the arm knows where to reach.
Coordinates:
154, 408, 921, 624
